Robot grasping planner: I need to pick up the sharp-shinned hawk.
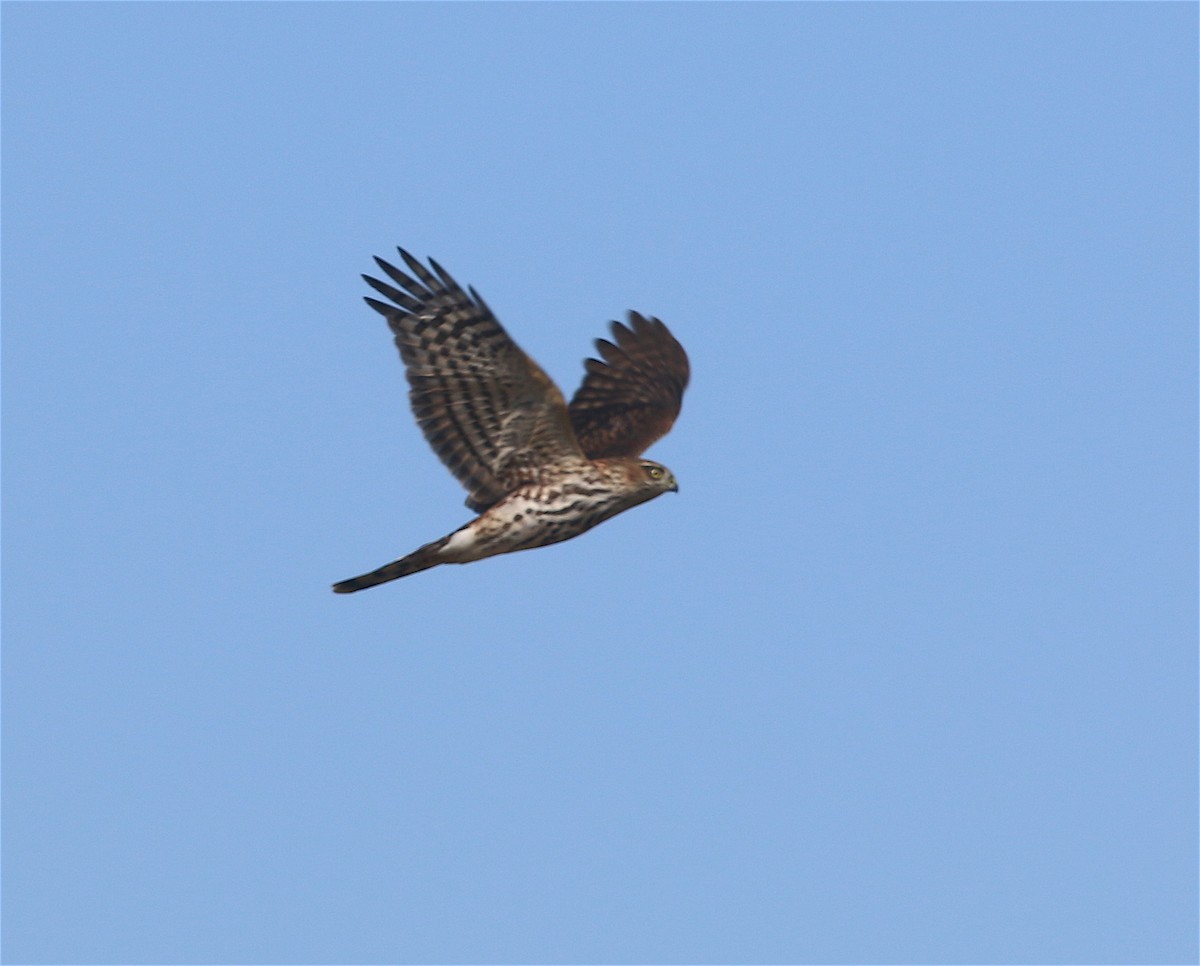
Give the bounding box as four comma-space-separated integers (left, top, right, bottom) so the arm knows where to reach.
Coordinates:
332, 248, 689, 592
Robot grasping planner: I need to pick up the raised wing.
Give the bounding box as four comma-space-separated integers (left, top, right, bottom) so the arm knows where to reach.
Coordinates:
568, 312, 690, 459
363, 249, 583, 511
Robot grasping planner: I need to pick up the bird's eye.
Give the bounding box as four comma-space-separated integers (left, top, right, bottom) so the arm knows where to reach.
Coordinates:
647, 466, 664, 480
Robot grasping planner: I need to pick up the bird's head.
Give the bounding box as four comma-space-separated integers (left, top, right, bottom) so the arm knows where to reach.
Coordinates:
637, 459, 679, 494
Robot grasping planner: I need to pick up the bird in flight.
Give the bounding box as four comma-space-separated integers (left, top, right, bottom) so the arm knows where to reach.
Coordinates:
332, 248, 689, 593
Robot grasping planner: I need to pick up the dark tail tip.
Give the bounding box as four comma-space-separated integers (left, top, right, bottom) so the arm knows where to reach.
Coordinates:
330, 567, 402, 593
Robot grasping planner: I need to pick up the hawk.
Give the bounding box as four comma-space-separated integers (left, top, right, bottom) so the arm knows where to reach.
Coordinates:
332, 248, 689, 593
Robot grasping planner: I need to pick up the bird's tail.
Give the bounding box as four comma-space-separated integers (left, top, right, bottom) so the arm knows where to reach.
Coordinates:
332, 536, 450, 593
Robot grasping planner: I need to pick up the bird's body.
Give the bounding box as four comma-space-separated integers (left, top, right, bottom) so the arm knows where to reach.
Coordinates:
333, 249, 688, 592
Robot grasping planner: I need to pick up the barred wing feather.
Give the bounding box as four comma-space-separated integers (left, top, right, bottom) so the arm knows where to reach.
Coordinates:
568, 312, 690, 459
363, 249, 583, 512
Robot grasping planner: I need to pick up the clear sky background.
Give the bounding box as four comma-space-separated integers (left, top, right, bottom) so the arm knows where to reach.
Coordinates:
3, 3, 1196, 964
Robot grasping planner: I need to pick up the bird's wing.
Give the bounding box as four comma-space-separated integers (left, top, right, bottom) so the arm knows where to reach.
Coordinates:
567, 312, 690, 459
364, 249, 584, 511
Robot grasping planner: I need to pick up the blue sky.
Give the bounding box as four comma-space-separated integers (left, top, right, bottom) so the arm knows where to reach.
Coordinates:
3, 3, 1196, 963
